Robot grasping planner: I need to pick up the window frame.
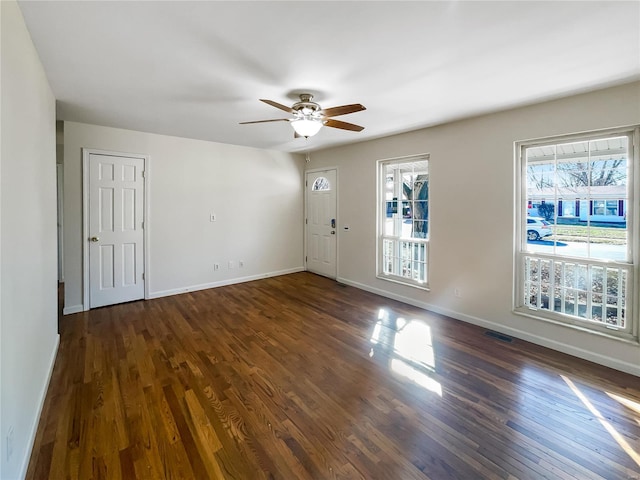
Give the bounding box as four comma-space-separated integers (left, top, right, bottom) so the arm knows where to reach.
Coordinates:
514, 126, 639, 343
376, 154, 430, 290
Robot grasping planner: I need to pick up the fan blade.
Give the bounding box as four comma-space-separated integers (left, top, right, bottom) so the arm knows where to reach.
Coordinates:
324, 119, 364, 132
321, 103, 366, 117
239, 119, 289, 125
260, 99, 294, 113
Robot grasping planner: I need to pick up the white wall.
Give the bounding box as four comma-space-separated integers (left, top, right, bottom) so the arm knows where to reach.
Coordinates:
63, 122, 304, 312
0, 2, 59, 478
309, 81, 640, 376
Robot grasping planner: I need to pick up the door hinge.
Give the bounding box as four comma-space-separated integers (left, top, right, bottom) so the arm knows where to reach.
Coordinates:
305, 218, 308, 224
142, 272, 145, 280
141, 221, 144, 229
142, 170, 146, 178
305, 256, 307, 263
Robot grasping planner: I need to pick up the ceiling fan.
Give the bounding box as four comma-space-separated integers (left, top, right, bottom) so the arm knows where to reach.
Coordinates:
240, 93, 366, 138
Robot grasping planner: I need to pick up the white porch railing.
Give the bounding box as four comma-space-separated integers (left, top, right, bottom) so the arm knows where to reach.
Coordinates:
382, 237, 428, 284
521, 253, 630, 329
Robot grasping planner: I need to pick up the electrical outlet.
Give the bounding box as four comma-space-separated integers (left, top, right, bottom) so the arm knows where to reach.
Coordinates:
7, 426, 14, 461
454, 288, 462, 298
214, 263, 220, 271
228, 261, 235, 269
239, 261, 244, 268
210, 213, 216, 222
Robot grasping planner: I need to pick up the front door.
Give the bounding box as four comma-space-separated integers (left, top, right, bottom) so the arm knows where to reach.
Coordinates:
88, 153, 145, 308
306, 169, 337, 278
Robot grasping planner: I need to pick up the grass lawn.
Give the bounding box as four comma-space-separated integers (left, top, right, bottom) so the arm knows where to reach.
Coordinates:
552, 225, 627, 244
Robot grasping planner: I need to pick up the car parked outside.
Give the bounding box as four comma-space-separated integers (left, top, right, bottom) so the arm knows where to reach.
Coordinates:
526, 217, 553, 241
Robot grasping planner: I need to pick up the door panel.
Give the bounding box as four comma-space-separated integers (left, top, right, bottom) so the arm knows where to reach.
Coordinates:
123, 189, 136, 230
306, 169, 337, 278
99, 188, 113, 231
122, 243, 136, 286
100, 245, 114, 288
89, 153, 144, 308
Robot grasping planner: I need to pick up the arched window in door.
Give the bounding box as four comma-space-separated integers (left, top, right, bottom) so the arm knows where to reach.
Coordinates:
312, 177, 331, 191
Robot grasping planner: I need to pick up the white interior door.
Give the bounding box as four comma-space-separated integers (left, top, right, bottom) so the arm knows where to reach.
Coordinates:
306, 169, 337, 278
88, 153, 145, 308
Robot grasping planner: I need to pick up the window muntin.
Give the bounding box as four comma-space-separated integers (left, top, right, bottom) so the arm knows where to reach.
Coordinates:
516, 129, 637, 339
378, 156, 429, 288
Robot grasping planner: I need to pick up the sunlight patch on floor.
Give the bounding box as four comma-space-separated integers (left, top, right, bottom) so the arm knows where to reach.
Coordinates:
371, 309, 441, 395
562, 375, 640, 468
606, 391, 640, 427
391, 359, 442, 396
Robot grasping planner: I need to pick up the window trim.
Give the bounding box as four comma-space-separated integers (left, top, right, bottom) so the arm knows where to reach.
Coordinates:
376, 153, 430, 290
514, 126, 640, 343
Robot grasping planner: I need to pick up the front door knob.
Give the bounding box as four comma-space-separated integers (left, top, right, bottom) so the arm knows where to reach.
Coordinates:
90, 236, 99, 242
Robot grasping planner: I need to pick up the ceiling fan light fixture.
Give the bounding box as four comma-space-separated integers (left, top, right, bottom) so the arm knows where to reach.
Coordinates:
291, 117, 323, 137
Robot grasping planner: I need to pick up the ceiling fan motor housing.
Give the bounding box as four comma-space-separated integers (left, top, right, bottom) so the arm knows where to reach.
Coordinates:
293, 94, 321, 117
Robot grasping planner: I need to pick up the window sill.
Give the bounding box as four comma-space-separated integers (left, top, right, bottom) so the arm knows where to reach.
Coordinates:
377, 274, 430, 292
513, 306, 639, 346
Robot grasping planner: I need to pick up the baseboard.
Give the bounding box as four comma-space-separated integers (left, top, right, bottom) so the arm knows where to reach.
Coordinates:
62, 304, 83, 315
18, 333, 60, 479
149, 267, 305, 300
337, 277, 640, 377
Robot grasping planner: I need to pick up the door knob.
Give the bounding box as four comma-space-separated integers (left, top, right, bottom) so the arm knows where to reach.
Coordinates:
90, 236, 99, 242
331, 231, 336, 235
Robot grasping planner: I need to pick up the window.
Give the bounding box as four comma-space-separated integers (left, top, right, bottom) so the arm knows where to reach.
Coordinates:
312, 176, 330, 191
377, 155, 429, 288
515, 127, 638, 341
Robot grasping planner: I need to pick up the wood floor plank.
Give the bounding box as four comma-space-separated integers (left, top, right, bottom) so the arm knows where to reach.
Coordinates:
25, 273, 640, 479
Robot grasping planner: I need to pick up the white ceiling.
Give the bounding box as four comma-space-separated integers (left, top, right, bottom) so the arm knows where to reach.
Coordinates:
18, 1, 640, 153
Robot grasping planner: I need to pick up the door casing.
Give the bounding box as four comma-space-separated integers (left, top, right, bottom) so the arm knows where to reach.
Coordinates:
57, 163, 64, 283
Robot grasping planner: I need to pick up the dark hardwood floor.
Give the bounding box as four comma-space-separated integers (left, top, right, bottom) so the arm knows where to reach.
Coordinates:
27, 272, 640, 479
